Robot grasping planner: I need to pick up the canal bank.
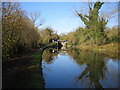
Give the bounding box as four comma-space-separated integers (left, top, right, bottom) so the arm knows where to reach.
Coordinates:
68, 43, 119, 60
2, 42, 119, 88
3, 48, 45, 88
2, 43, 58, 88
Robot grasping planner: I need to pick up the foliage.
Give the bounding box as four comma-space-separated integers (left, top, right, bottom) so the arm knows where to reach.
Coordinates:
38, 28, 59, 45
60, 1, 118, 46
52, 33, 59, 41
105, 26, 119, 43
2, 2, 40, 59
76, 1, 108, 45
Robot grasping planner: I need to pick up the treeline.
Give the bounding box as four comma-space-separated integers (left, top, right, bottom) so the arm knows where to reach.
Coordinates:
60, 26, 119, 46
2, 2, 59, 59
105, 26, 119, 43
2, 1, 119, 59
38, 28, 59, 46
60, 1, 119, 46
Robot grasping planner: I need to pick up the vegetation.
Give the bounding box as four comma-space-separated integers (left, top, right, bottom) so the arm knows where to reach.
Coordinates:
2, 2, 59, 60
3, 1, 118, 59
2, 1, 119, 89
76, 1, 108, 46
3, 49, 45, 88
38, 28, 59, 46
2, 2, 38, 59
60, 1, 119, 52
2, 1, 118, 60
105, 26, 119, 43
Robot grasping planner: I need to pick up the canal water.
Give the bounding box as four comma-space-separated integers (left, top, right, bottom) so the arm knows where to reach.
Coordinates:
42, 48, 119, 88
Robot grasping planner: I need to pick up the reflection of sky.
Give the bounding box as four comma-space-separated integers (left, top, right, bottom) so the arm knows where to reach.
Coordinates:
42, 52, 119, 88
100, 59, 119, 88
42, 53, 87, 88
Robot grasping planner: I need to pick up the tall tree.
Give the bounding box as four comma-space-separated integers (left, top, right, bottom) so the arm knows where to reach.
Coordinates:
76, 1, 108, 45
2, 2, 41, 59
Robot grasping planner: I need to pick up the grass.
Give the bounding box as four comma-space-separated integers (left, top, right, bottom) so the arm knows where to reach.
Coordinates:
98, 43, 118, 52
73, 42, 119, 60
76, 43, 119, 53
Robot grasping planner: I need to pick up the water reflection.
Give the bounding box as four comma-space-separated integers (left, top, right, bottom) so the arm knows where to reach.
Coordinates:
67, 49, 107, 88
42, 45, 68, 64
61, 45, 67, 51
42, 48, 59, 64
42, 48, 119, 88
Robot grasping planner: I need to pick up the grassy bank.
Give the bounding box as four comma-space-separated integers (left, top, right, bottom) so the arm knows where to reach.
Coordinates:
68, 43, 119, 60
74, 43, 119, 53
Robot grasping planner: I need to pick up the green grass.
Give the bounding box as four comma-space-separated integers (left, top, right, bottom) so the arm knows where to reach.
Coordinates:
29, 49, 45, 88
76, 43, 118, 53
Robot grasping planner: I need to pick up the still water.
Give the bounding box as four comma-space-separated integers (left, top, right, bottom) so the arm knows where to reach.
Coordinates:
42, 48, 119, 88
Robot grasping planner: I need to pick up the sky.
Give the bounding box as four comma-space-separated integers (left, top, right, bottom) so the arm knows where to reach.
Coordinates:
20, 2, 118, 34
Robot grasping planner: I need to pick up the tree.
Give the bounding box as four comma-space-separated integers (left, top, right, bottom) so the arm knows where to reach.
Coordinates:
38, 28, 54, 45
2, 2, 41, 59
52, 33, 59, 42
74, 27, 89, 45
2, 2, 25, 58
29, 11, 44, 28
76, 1, 108, 45
105, 25, 119, 43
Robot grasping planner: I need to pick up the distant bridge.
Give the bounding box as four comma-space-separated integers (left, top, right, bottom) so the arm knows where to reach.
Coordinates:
56, 40, 68, 48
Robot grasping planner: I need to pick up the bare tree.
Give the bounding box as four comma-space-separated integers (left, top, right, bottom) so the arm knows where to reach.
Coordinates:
29, 11, 44, 28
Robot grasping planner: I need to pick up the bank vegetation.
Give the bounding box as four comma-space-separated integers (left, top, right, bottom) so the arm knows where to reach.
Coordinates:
59, 1, 119, 53
2, 2, 59, 60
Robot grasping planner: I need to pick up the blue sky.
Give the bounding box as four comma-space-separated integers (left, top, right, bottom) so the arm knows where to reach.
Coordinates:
20, 2, 118, 34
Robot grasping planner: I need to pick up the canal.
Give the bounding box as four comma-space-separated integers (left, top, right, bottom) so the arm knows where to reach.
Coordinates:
42, 48, 119, 88
3, 47, 119, 89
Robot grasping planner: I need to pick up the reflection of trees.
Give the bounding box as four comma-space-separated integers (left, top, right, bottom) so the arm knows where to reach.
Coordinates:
67, 49, 107, 88
42, 49, 59, 64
